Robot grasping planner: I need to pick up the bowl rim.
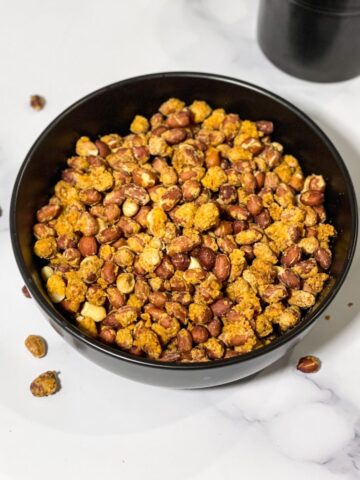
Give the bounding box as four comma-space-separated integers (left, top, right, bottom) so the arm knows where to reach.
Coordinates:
10, 71, 358, 370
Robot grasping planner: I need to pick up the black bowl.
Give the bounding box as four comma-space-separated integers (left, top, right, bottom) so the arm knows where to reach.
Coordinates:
10, 72, 358, 388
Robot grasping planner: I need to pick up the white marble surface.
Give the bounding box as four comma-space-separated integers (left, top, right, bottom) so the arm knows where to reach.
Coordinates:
1, 0, 360, 479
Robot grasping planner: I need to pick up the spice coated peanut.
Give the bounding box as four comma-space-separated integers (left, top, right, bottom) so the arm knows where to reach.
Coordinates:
33, 98, 336, 362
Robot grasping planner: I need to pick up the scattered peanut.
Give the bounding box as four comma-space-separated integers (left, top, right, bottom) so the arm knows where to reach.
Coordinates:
296, 355, 321, 373
30, 94, 46, 111
22, 285, 31, 298
30, 371, 60, 397
25, 335, 47, 358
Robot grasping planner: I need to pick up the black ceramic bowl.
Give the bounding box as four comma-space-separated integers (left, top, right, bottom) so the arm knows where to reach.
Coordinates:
10, 72, 357, 388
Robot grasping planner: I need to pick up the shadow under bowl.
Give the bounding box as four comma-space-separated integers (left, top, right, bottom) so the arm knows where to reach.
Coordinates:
10, 72, 358, 388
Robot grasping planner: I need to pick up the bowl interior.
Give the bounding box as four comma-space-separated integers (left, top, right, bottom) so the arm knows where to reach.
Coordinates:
11, 72, 357, 366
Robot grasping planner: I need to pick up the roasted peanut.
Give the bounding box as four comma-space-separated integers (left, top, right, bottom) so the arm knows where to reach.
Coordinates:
214, 221, 233, 237
281, 245, 302, 267
133, 145, 150, 164
118, 217, 140, 236
30, 94, 46, 111
261, 146, 282, 168
162, 127, 187, 145
288, 290, 316, 308
86, 285, 106, 306
233, 220, 248, 233
168, 235, 199, 255
155, 256, 175, 279
165, 301, 188, 324
314, 248, 332, 270
97, 226, 122, 244
134, 206, 151, 228
30, 371, 60, 397
57, 233, 78, 250
152, 127, 169, 138
133, 168, 157, 188
99, 327, 117, 345
278, 268, 301, 289
227, 205, 250, 221
107, 287, 126, 308
259, 284, 288, 303
37, 204, 61, 223
78, 236, 98, 256
235, 228, 262, 245
177, 329, 193, 352
242, 137, 263, 155
182, 179, 201, 201
242, 172, 257, 193
204, 338, 224, 359
95, 139, 111, 157
101, 261, 118, 284
308, 175, 326, 192
103, 188, 125, 206
25, 335, 47, 358
122, 183, 150, 205
297, 355, 321, 373
197, 247, 216, 271
189, 303, 212, 324
77, 212, 99, 236
213, 254, 231, 282
210, 298, 233, 316
191, 325, 209, 344
33, 223, 55, 240
170, 253, 190, 271
219, 185, 237, 204
207, 318, 222, 337
22, 285, 31, 298
246, 194, 263, 216
60, 298, 80, 313
149, 291, 168, 308
166, 109, 192, 128
264, 171, 280, 190
256, 120, 273, 135
300, 190, 324, 206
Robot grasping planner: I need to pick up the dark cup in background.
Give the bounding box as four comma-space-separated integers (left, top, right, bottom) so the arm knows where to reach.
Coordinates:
257, 0, 360, 82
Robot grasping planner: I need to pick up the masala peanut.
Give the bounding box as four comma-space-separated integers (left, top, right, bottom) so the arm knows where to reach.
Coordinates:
33, 98, 335, 362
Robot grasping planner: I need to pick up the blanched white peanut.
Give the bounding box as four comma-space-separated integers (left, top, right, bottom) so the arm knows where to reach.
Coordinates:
188, 256, 201, 270
122, 198, 140, 217
41, 266, 54, 281
81, 301, 107, 322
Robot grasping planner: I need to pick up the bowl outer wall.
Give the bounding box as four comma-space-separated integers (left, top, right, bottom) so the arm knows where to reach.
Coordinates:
10, 72, 358, 388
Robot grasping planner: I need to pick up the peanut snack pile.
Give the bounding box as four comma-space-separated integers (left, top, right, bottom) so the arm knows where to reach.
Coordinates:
33, 98, 336, 362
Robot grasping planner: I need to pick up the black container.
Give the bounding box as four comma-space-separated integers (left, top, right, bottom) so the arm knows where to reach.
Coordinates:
258, 0, 360, 82
10, 72, 358, 388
